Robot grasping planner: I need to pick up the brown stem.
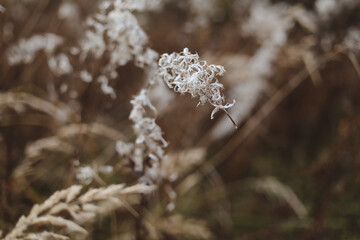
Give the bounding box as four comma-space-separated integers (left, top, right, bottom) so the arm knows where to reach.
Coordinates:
135, 214, 142, 240
223, 109, 238, 129
135, 195, 147, 240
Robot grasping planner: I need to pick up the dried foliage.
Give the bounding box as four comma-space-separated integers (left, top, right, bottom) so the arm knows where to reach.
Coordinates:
158, 48, 235, 121
4, 184, 155, 240
0, 0, 359, 239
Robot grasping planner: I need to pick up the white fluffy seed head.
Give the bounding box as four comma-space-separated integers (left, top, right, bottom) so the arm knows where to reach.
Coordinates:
128, 90, 168, 182
158, 48, 235, 119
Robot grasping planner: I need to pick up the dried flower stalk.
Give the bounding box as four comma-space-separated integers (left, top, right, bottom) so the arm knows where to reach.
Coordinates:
158, 48, 237, 128
4, 183, 156, 240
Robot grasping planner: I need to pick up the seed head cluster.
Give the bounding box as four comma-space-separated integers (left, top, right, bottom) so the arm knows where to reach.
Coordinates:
158, 48, 235, 120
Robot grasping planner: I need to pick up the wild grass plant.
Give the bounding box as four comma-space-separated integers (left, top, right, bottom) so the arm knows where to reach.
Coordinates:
0, 0, 359, 239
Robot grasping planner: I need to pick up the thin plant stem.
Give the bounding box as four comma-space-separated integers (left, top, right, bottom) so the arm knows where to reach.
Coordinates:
223, 109, 238, 129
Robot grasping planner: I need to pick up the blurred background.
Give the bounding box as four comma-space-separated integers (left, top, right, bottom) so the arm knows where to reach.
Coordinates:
0, 0, 360, 239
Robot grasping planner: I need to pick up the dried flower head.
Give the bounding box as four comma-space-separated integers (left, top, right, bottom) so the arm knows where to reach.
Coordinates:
112, 0, 162, 11
116, 89, 168, 183
48, 53, 73, 76
158, 48, 236, 127
6, 33, 63, 65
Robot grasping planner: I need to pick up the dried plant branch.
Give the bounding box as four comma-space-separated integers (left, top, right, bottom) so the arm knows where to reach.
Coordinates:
55, 123, 127, 141
117, 89, 168, 183
0, 92, 78, 124
158, 48, 236, 127
245, 176, 308, 218
6, 33, 64, 65
12, 122, 127, 185
4, 183, 156, 240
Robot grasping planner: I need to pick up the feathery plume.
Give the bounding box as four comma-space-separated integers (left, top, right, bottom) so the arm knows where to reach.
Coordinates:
158, 48, 236, 127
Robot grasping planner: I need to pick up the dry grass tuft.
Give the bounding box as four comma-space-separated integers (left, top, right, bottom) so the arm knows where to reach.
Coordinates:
4, 184, 155, 240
